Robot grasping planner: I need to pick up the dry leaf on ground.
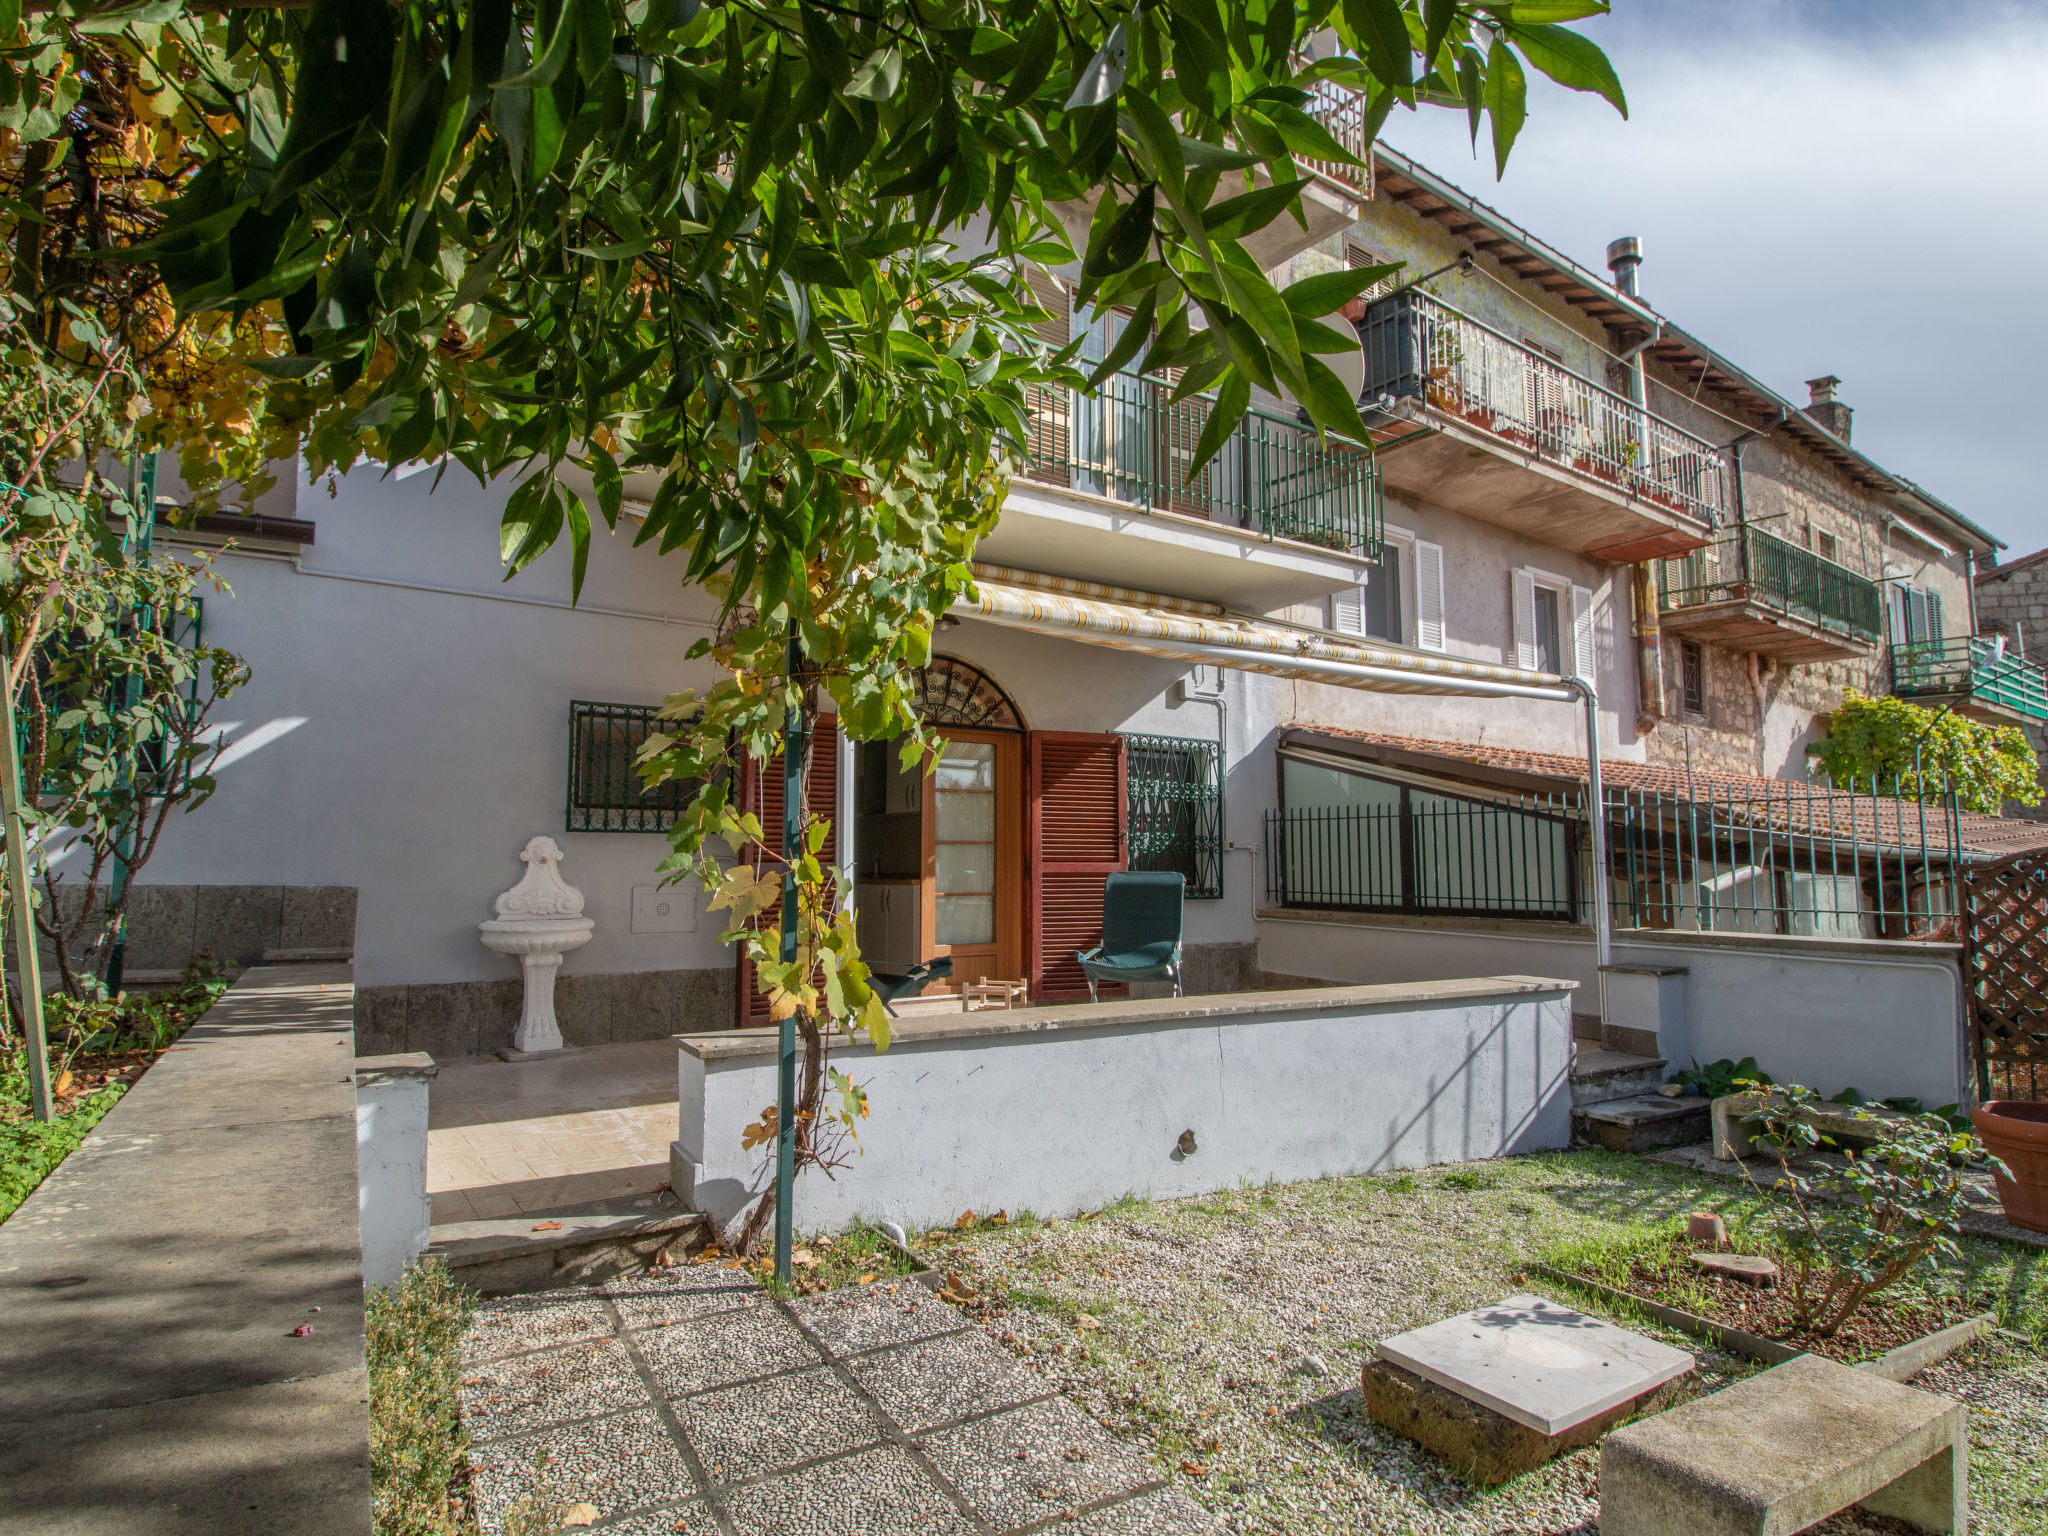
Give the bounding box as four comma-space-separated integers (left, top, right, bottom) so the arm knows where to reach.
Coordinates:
561, 1502, 600, 1527
531, 1221, 563, 1232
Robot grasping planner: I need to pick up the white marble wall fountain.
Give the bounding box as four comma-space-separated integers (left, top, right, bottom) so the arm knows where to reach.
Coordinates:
479, 835, 594, 1057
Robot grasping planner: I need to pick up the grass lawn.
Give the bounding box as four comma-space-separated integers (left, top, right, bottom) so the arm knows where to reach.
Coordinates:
913, 1149, 2048, 1536
0, 966, 230, 1225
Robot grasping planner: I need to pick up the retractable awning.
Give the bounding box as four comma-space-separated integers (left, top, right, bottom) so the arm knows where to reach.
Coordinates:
960, 566, 1576, 702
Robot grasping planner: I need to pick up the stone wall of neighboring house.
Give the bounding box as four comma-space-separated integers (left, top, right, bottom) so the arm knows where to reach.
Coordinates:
1973, 548, 2048, 813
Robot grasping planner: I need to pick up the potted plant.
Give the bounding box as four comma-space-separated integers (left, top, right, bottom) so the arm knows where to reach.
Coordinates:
1970, 1099, 2048, 1232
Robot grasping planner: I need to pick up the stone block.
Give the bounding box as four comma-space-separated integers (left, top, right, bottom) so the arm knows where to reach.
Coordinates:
1711, 1092, 1904, 1161
673, 965, 736, 1033
553, 972, 616, 1048
1360, 1355, 1692, 1486
352, 986, 410, 1057
1574, 1095, 1711, 1153
279, 887, 357, 954
401, 982, 483, 1062
1599, 1352, 1966, 1535
122, 885, 199, 973
1375, 1294, 1694, 1437
192, 885, 285, 966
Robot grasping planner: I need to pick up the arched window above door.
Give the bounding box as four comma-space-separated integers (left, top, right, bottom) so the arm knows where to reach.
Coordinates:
912, 655, 1025, 732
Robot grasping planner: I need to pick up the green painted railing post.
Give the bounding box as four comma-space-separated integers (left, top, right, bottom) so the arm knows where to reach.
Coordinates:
774, 616, 802, 1290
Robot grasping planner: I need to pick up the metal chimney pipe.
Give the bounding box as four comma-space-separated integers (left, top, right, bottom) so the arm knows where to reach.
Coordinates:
1606, 236, 1643, 298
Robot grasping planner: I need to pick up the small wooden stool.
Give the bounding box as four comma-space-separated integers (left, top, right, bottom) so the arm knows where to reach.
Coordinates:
963, 979, 1028, 1012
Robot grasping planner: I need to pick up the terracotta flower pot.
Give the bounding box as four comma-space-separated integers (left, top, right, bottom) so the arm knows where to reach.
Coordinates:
1971, 1100, 2048, 1233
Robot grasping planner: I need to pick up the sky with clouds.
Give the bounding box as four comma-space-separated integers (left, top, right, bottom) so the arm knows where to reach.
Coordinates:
1380, 0, 2048, 558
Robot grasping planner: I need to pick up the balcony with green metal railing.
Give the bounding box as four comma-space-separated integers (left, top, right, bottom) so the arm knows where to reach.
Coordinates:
1012, 369, 1383, 561
1892, 635, 2048, 723
1654, 524, 1885, 663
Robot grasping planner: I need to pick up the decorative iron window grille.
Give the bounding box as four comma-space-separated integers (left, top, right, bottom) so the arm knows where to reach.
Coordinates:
1122, 732, 1222, 899
912, 655, 1025, 730
567, 700, 694, 833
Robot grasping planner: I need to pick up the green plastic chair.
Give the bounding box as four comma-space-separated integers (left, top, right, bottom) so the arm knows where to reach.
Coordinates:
1077, 871, 1186, 1001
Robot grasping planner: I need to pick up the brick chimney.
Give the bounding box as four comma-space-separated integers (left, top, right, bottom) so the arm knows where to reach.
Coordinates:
1803, 375, 1852, 442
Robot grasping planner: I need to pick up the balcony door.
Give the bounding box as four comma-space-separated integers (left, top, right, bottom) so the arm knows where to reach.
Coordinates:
921, 731, 1024, 991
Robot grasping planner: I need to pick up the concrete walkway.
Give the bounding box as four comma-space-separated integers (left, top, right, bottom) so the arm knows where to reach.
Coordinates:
0, 964, 370, 1536
463, 1266, 1222, 1535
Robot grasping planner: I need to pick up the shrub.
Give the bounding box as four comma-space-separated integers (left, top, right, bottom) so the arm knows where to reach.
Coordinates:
1737, 1081, 2005, 1337
367, 1262, 476, 1536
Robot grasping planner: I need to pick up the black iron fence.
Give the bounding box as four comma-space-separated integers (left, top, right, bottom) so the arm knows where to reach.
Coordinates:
1267, 770, 1965, 941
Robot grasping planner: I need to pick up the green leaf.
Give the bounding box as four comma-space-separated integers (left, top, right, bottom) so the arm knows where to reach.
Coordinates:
1504, 21, 1627, 116
1491, 1, 1610, 21
1341, 0, 1413, 91
1218, 254, 1301, 388
1297, 352, 1373, 442
797, 1, 849, 86
495, 0, 579, 90
564, 485, 592, 603
1082, 183, 1155, 282
1200, 177, 1307, 242
1185, 370, 1250, 478
1484, 33, 1527, 175
844, 45, 902, 101
265, 0, 397, 208
569, 236, 657, 260
1279, 262, 1403, 316
588, 448, 623, 528
1085, 285, 1158, 388
1065, 22, 1128, 111
997, 8, 1061, 109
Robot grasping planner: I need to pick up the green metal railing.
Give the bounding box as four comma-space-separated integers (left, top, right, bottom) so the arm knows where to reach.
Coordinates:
566, 700, 695, 832
1656, 524, 1884, 645
1267, 768, 1965, 940
1018, 370, 1383, 558
1892, 635, 2048, 721
1123, 732, 1223, 899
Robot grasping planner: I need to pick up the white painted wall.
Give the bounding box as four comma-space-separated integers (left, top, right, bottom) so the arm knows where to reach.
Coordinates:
146, 464, 1270, 984
356, 1056, 436, 1287
672, 979, 1575, 1234
1259, 915, 1968, 1108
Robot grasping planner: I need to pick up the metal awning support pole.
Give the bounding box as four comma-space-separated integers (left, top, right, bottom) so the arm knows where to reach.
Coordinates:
836, 722, 856, 917
1567, 677, 1613, 1031
774, 618, 803, 1289
0, 654, 52, 1120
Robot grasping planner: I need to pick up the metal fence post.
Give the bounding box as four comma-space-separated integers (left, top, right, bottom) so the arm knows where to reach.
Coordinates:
1, 653, 52, 1121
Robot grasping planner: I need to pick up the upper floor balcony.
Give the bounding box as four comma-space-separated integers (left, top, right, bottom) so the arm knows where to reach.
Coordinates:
1360, 290, 1725, 563
1655, 525, 1885, 663
984, 370, 1382, 613
1892, 635, 2048, 724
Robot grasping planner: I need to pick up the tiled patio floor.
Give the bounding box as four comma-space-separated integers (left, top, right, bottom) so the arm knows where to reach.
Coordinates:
429, 1041, 677, 1222
461, 1267, 1221, 1535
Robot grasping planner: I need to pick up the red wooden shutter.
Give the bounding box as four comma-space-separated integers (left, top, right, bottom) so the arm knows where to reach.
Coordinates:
1028, 731, 1128, 1001
735, 716, 841, 1027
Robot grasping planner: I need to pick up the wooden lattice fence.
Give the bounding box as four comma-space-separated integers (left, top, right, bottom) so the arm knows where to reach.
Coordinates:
1961, 847, 2048, 1101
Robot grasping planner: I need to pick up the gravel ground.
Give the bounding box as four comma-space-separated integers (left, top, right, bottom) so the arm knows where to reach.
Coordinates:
911, 1148, 2048, 1536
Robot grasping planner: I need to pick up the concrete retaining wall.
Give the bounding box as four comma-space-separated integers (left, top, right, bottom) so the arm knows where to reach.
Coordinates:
671, 977, 1576, 1235
356, 1054, 437, 1288
1257, 914, 1968, 1108
0, 964, 371, 1535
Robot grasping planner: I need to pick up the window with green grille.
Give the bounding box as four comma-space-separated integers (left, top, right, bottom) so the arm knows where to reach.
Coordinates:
567, 700, 694, 832
1121, 732, 1223, 898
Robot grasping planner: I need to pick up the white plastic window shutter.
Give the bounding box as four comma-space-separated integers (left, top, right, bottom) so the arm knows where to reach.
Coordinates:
1330, 586, 1366, 636
1511, 568, 1539, 671
1571, 585, 1597, 682
1927, 589, 1944, 642
1414, 540, 1446, 652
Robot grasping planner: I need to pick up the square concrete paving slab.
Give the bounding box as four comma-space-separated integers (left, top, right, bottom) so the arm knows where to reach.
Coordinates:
608, 1265, 765, 1333
462, 1338, 654, 1441
848, 1328, 1051, 1434
919, 1396, 1155, 1529
720, 1444, 977, 1536
1060, 1486, 1226, 1535
1375, 1293, 1693, 1436
678, 1365, 889, 1484
789, 1282, 968, 1357
466, 1405, 697, 1532
637, 1304, 823, 1398
595, 1503, 715, 1535
465, 1291, 619, 1366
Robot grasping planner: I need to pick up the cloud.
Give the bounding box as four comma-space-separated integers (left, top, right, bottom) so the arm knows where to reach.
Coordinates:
1383, 0, 2048, 553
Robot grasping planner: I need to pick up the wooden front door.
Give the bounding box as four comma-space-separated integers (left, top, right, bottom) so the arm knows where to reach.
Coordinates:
922, 730, 1024, 991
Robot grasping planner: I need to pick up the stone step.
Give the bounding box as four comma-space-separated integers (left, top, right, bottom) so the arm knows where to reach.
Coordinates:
1573, 1094, 1712, 1154
428, 1190, 712, 1297
1570, 1047, 1668, 1108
